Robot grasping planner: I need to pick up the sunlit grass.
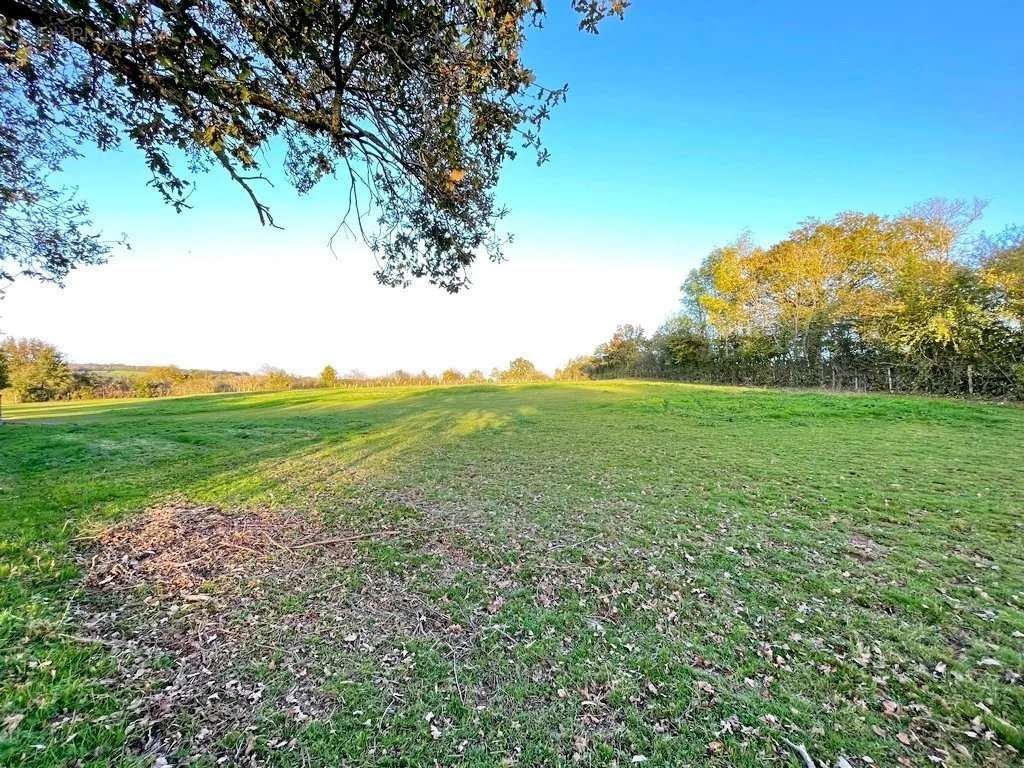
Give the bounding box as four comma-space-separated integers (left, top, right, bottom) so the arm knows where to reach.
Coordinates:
1, 382, 1021, 766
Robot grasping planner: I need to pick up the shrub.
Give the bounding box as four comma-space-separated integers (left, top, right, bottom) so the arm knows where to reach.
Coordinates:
0, 337, 73, 402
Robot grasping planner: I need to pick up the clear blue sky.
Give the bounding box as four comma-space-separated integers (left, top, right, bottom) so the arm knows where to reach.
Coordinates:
505, 0, 1024, 251
4, 1, 1022, 373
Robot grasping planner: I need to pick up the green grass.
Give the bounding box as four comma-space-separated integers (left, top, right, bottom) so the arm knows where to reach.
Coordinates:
1, 382, 1022, 766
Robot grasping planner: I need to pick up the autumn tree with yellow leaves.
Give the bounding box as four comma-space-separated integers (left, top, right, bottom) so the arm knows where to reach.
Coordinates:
576, 200, 1024, 397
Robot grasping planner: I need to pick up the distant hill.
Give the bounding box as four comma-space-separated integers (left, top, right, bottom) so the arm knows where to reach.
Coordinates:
72, 363, 248, 377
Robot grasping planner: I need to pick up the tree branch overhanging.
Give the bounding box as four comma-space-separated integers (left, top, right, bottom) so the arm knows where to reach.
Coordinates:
0, 0, 628, 291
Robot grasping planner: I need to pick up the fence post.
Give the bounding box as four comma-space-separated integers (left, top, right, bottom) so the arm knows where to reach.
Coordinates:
887, 367, 893, 393
854, 373, 859, 391
831, 368, 836, 390
967, 364, 974, 395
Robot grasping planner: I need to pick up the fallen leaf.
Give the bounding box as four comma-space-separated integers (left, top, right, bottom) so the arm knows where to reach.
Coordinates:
3, 713, 24, 734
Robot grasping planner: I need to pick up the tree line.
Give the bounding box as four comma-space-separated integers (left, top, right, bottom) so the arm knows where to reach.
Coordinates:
0, 340, 317, 402
563, 200, 1024, 398
5, 199, 1022, 403
318, 358, 549, 387
0, 338, 553, 403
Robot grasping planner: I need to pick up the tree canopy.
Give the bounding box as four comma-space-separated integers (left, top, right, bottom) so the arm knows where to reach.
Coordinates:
567, 200, 1024, 398
0, 0, 625, 291
0, 336, 73, 400
319, 365, 339, 388
495, 356, 546, 383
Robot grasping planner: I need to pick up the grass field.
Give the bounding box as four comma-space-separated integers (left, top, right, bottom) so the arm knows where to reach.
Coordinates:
1, 382, 1022, 767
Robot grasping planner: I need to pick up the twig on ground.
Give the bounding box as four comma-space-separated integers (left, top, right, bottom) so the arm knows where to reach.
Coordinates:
70, 529, 112, 543
293, 528, 400, 550
449, 640, 466, 706
220, 541, 263, 557
781, 738, 817, 768
59, 632, 118, 647
261, 530, 294, 553
292, 521, 479, 550
547, 531, 603, 553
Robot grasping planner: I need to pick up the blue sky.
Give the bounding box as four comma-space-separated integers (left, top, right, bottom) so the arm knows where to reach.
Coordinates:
505, 0, 1023, 249
3, 1, 1022, 374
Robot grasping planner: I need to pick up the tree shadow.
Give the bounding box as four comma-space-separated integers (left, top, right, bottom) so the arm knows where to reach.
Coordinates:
2, 385, 601, 539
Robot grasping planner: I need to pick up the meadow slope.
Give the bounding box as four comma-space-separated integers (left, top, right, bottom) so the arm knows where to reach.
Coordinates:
1, 382, 1022, 767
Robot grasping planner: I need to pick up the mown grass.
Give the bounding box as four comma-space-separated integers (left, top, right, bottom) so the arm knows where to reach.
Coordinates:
1, 382, 1022, 766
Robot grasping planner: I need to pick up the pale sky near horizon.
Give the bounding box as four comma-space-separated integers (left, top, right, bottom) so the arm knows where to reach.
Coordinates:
2, 2, 1022, 375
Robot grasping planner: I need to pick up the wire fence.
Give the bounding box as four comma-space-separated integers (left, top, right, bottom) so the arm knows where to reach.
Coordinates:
591, 360, 1022, 399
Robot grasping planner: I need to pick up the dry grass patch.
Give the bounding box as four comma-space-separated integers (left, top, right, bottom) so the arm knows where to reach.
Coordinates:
80, 502, 347, 597
69, 502, 501, 764
71, 503, 363, 763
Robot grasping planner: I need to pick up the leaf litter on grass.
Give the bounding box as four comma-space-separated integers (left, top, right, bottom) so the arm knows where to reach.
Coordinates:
61, 494, 1023, 768
81, 502, 338, 596
72, 502, 370, 763
69, 501, 497, 765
